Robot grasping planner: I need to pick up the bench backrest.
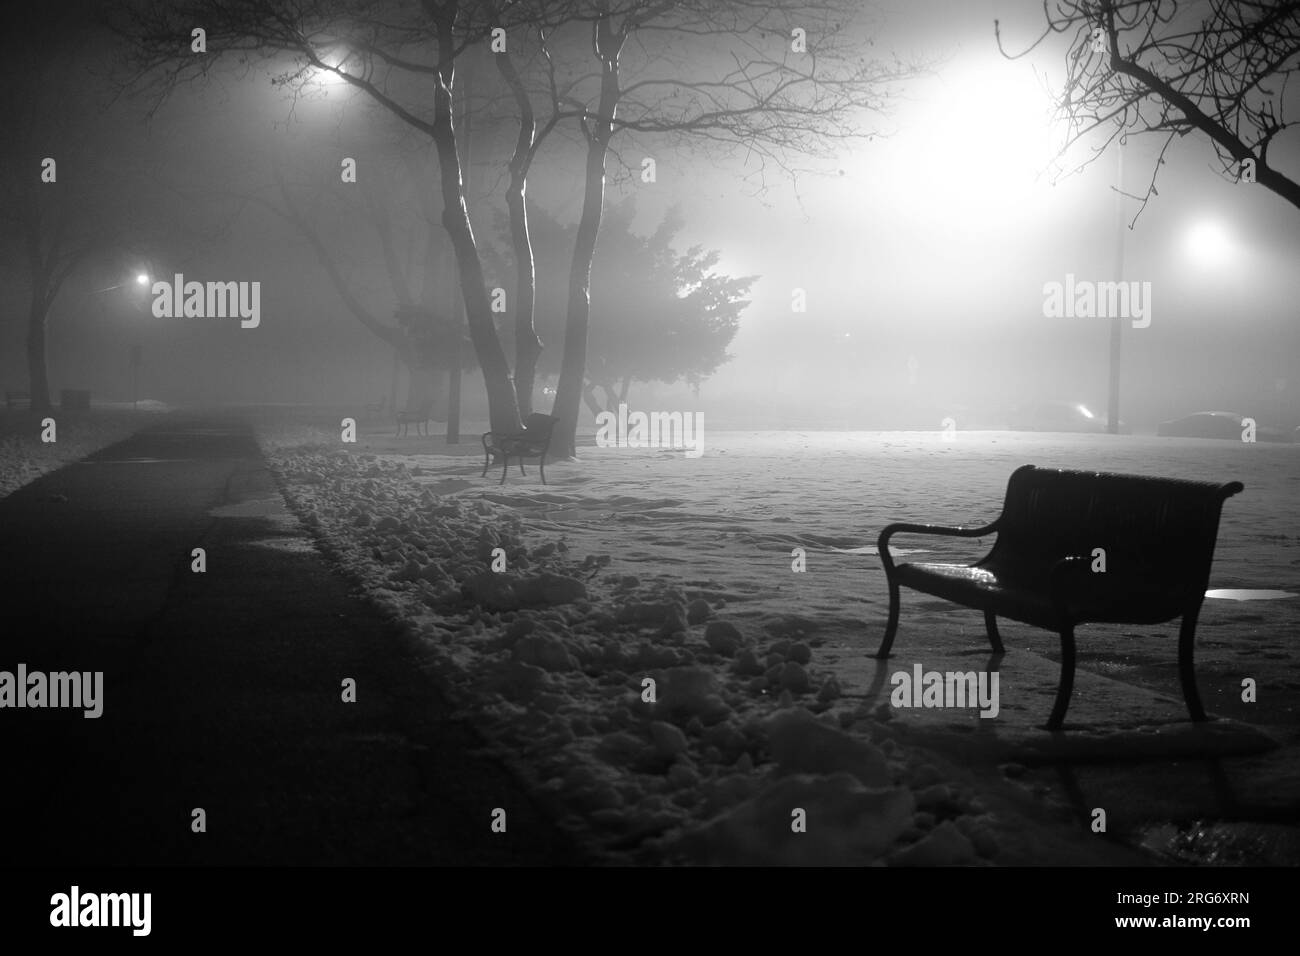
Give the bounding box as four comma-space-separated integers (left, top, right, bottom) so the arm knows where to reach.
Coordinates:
522, 413, 559, 438
987, 465, 1243, 593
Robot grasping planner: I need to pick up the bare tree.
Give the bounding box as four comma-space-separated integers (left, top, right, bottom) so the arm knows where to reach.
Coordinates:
489, 3, 585, 417
998, 0, 1300, 219
117, 1, 911, 450
537, 0, 916, 458
0, 12, 142, 411
117, 0, 579, 434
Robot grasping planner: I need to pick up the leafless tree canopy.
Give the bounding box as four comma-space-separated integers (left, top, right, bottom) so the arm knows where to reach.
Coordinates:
115, 0, 919, 448
999, 0, 1300, 217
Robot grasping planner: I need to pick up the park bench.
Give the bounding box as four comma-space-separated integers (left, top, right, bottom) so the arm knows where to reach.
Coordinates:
481, 413, 560, 485
5, 391, 29, 409
874, 464, 1244, 730
396, 399, 433, 437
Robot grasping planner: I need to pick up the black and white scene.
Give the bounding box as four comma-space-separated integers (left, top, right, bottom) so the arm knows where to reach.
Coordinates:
1, 0, 1296, 929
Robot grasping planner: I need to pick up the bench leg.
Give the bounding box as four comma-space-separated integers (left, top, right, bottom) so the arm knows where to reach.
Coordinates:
875, 580, 901, 659
539, 456, 547, 485
1178, 608, 1208, 722
984, 611, 1004, 654
1046, 624, 1076, 731
500, 456, 509, 485
482, 453, 491, 478
519, 460, 526, 476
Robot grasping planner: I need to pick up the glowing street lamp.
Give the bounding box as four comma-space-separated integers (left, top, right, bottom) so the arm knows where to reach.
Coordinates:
888, 58, 1069, 224
313, 44, 353, 86
1184, 219, 1238, 267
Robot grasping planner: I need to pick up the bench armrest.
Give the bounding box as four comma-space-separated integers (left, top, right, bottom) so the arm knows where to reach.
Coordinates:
877, 519, 1000, 573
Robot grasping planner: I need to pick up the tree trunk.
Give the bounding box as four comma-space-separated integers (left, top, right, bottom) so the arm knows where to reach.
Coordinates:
430, 8, 520, 435
551, 13, 624, 459
26, 291, 51, 413
497, 47, 543, 419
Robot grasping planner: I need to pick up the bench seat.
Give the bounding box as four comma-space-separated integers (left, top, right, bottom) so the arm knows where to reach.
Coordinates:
893, 561, 1187, 630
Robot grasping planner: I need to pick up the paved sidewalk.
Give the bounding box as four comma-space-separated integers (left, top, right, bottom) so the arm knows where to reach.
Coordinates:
0, 412, 585, 865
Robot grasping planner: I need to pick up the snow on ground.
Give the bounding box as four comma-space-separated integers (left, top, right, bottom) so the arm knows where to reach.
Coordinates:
0, 403, 169, 501
259, 419, 1300, 865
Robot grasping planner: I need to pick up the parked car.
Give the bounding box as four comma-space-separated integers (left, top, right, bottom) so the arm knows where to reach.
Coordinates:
1157, 411, 1292, 442
1007, 401, 1121, 434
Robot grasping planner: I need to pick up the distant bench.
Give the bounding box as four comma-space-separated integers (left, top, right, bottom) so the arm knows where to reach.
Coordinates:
482, 413, 560, 485
874, 464, 1244, 730
396, 399, 433, 437
5, 390, 28, 409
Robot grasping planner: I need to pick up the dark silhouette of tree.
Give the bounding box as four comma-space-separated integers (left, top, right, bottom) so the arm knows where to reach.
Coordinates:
118, 0, 579, 434
147, 63, 485, 418
499, 201, 752, 413
534, 0, 916, 457
119, 1, 913, 451
999, 0, 1300, 219
0, 11, 141, 411
490, 4, 579, 417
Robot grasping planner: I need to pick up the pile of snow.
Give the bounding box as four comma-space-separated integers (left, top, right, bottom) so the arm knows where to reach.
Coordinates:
262, 441, 1011, 866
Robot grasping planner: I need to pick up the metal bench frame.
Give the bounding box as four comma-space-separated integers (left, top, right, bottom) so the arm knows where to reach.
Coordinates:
396, 400, 434, 437
874, 464, 1244, 730
481, 413, 560, 485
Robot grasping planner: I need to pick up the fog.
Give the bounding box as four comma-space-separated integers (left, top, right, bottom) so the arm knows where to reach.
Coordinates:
4, 0, 1300, 888
2, 0, 1297, 433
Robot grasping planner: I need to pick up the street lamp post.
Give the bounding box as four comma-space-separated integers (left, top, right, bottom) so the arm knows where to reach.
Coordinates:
132, 273, 148, 411
90, 271, 150, 410
1107, 140, 1124, 435
130, 343, 142, 410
